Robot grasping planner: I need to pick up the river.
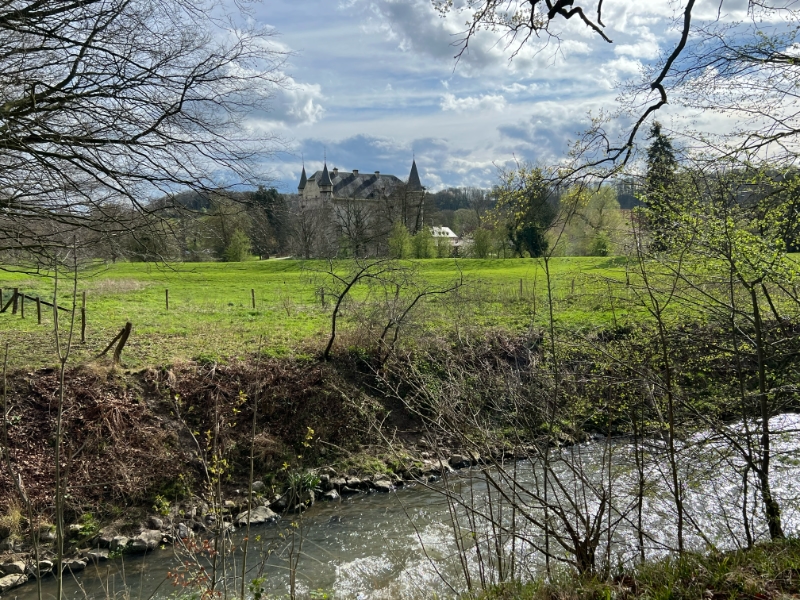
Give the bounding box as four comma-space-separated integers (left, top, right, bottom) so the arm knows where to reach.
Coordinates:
12, 414, 800, 599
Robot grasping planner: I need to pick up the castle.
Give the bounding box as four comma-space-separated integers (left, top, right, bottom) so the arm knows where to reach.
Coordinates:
298, 160, 424, 202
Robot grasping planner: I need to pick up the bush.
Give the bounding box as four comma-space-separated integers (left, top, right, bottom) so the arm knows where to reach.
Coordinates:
388, 222, 412, 259
587, 232, 611, 256
435, 235, 452, 258
471, 228, 492, 258
224, 229, 251, 262
412, 228, 434, 258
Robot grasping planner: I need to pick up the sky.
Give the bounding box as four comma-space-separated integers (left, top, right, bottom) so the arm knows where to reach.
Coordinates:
241, 0, 758, 193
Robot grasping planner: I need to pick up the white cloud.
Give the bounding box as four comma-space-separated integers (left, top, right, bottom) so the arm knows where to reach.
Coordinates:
274, 78, 325, 125
614, 28, 661, 60
502, 82, 540, 95
247, 0, 795, 191
440, 93, 507, 112
600, 56, 644, 82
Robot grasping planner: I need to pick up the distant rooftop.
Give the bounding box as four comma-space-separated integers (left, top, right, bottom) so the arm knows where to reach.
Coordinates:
431, 226, 458, 239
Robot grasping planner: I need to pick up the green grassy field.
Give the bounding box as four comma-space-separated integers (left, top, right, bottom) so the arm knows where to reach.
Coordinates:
0, 256, 676, 369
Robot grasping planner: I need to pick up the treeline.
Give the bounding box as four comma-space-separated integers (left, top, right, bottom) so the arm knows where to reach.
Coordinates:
7, 147, 796, 266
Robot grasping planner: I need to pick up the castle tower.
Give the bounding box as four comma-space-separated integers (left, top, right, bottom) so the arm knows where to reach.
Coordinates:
297, 166, 308, 194
407, 159, 423, 192
319, 162, 333, 197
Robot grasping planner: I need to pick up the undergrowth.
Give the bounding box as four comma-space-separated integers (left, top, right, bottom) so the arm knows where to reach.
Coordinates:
472, 538, 800, 599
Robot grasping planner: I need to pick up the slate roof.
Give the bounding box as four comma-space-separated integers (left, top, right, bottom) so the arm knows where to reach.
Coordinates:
307, 170, 405, 199
407, 160, 423, 191
298, 166, 308, 190
319, 163, 332, 187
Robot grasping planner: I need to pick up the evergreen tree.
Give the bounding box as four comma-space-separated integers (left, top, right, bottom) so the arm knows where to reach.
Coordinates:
249, 186, 288, 256
644, 122, 679, 250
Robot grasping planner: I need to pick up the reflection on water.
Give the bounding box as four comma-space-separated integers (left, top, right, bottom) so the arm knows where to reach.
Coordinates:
15, 414, 800, 600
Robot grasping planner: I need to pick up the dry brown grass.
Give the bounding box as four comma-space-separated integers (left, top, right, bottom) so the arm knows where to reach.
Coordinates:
0, 502, 25, 539
87, 278, 147, 295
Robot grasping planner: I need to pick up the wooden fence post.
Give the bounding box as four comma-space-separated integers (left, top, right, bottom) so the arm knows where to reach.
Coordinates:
37, 297, 42, 324
165, 289, 169, 311
12, 288, 18, 314
96, 321, 133, 365
251, 289, 256, 309
19, 292, 24, 319
81, 291, 86, 343
113, 322, 132, 365
0, 289, 3, 308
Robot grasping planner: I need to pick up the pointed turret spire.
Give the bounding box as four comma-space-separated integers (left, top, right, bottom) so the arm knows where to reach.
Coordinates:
407, 159, 423, 191
320, 162, 332, 187
298, 165, 308, 192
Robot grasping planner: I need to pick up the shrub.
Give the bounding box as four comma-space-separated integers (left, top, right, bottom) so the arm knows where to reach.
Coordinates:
412, 228, 434, 258
388, 222, 412, 258
224, 229, 251, 262
471, 228, 492, 258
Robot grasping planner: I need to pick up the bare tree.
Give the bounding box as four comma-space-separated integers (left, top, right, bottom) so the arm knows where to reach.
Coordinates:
286, 196, 334, 259
333, 197, 380, 257
435, 1, 799, 174
384, 183, 430, 234
0, 0, 287, 263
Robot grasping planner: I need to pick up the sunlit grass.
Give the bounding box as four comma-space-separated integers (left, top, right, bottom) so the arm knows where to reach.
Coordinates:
0, 255, 779, 369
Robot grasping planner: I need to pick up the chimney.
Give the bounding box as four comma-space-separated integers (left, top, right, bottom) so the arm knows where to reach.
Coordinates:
333, 167, 338, 175
375, 171, 380, 175
353, 169, 359, 175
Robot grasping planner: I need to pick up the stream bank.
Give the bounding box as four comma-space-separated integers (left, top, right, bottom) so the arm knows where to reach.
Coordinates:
2, 322, 800, 597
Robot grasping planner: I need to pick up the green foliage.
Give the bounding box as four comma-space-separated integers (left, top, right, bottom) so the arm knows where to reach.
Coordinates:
223, 229, 251, 262
388, 222, 412, 258
472, 539, 800, 599
284, 470, 321, 495
434, 234, 452, 258
490, 165, 556, 258
411, 228, 434, 258
587, 232, 611, 257
558, 186, 625, 256
471, 228, 492, 258
643, 122, 680, 251
152, 495, 171, 516
453, 207, 479, 236
78, 512, 100, 537
283, 470, 321, 508
249, 186, 288, 257
159, 473, 192, 501
249, 577, 267, 600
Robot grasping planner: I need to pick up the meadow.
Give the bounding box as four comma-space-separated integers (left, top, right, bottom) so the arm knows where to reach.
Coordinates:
0, 256, 686, 369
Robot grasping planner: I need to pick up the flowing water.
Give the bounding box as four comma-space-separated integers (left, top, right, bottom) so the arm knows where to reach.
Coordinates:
14, 414, 800, 600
